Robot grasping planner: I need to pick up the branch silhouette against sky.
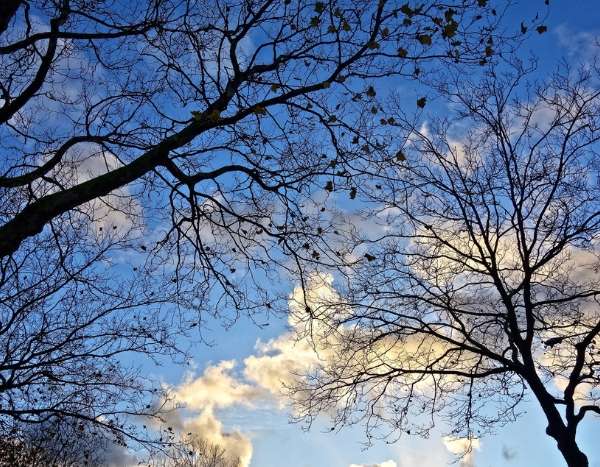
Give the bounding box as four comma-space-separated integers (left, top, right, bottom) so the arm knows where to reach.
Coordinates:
3, 1, 600, 466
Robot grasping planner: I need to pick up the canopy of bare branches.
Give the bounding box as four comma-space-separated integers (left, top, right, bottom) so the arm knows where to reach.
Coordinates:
0, 0, 511, 460
290, 63, 600, 467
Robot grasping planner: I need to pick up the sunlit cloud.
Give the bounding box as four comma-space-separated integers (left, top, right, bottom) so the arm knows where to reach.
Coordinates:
163, 274, 364, 465
173, 408, 253, 467
442, 437, 480, 467
165, 274, 481, 466
163, 361, 264, 466
173, 360, 266, 410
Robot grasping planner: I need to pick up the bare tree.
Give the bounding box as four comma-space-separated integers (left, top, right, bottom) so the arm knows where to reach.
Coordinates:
0, 418, 131, 466
291, 62, 600, 467
151, 436, 242, 467
0, 0, 514, 452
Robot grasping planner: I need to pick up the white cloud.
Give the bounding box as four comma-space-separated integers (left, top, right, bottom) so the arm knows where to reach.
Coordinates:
164, 276, 488, 467
101, 442, 140, 467
555, 25, 600, 64
63, 144, 141, 235
163, 360, 265, 467
349, 461, 398, 467
34, 142, 142, 237
164, 275, 335, 423
172, 360, 266, 410
442, 437, 480, 467
243, 273, 341, 400
162, 275, 343, 465
176, 408, 253, 467
170, 272, 451, 423
243, 336, 319, 406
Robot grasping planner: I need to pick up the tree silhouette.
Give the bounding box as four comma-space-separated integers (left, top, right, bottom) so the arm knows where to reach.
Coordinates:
0, 418, 130, 466
291, 62, 600, 467
0, 0, 510, 455
152, 436, 242, 467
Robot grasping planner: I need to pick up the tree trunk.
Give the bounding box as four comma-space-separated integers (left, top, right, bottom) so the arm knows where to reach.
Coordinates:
546, 424, 588, 467
524, 371, 589, 467
0, 0, 21, 35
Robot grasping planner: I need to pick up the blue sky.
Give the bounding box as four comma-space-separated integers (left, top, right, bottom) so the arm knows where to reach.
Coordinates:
146, 2, 600, 466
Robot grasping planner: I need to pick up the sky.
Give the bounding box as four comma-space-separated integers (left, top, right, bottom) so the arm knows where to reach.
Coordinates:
131, 2, 600, 466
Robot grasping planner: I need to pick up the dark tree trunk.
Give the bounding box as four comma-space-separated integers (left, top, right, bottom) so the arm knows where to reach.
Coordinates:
525, 371, 589, 467
0, 0, 21, 35
546, 426, 588, 467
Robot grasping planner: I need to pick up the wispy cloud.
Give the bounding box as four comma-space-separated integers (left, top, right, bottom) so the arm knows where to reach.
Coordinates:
554, 25, 600, 63
349, 461, 398, 467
